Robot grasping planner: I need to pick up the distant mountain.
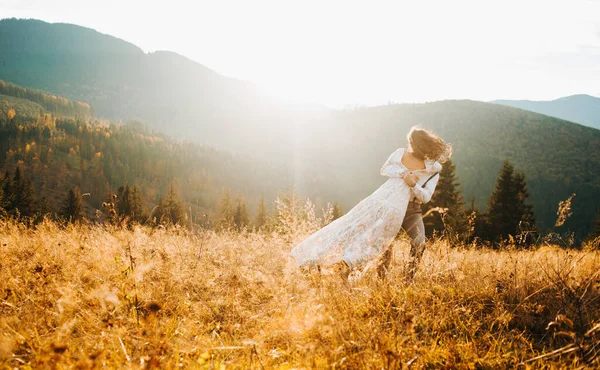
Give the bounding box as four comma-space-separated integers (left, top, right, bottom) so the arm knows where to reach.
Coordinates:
492, 95, 600, 130
0, 18, 297, 154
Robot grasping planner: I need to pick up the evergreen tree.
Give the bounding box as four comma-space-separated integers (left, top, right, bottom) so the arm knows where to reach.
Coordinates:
117, 185, 132, 217
587, 209, 600, 243
0, 172, 6, 210
11, 167, 36, 217
60, 187, 85, 222
254, 196, 268, 230
332, 202, 343, 221
37, 196, 51, 216
115, 185, 145, 222
486, 160, 535, 242
424, 159, 465, 237
218, 188, 234, 229
233, 197, 250, 231
157, 185, 186, 225
513, 172, 537, 244
131, 186, 145, 222
514, 172, 535, 222
462, 196, 492, 244
1, 171, 11, 208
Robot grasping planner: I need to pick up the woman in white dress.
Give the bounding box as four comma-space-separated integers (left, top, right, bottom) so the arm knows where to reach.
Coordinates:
290, 127, 452, 275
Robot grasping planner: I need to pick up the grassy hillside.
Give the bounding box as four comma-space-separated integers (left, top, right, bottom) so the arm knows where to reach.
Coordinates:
493, 94, 600, 130
1, 220, 599, 368
0, 94, 45, 118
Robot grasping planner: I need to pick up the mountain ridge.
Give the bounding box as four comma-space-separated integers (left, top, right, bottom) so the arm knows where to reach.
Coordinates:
492, 94, 600, 130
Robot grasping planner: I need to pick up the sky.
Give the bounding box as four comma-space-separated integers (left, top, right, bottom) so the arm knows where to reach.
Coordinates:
1, 0, 600, 107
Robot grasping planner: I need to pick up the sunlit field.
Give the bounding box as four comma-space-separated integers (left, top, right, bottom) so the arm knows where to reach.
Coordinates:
1, 219, 599, 369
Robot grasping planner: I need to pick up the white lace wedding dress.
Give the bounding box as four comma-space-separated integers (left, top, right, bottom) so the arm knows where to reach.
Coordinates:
290, 148, 441, 269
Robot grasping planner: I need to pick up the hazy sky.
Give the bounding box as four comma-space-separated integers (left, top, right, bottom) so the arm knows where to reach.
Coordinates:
2, 0, 600, 107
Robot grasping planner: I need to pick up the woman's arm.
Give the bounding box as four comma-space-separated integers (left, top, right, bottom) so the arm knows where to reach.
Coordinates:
380, 148, 406, 178
410, 172, 440, 203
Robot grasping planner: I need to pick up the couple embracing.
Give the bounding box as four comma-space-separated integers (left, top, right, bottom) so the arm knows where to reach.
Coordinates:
290, 126, 452, 279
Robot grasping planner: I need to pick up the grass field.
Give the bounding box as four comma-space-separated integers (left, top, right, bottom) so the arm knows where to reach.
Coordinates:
1, 219, 599, 369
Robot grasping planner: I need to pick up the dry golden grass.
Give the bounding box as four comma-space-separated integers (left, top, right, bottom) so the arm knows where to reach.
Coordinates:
1, 219, 600, 369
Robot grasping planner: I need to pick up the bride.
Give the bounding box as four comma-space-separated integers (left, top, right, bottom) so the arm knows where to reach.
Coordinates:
290, 126, 452, 275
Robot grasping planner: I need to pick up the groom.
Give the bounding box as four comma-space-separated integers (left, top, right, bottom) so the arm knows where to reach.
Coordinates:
376, 171, 436, 279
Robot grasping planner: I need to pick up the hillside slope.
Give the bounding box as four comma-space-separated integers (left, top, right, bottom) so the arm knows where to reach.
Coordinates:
0, 94, 45, 118
0, 114, 293, 222
0, 18, 290, 150
492, 95, 600, 130
0, 79, 91, 117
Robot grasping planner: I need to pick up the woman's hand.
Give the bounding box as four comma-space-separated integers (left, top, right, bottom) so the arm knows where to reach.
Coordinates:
404, 172, 417, 187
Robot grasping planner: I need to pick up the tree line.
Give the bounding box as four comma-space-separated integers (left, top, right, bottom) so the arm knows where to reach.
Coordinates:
1, 159, 599, 248
0, 80, 91, 117
423, 158, 599, 246
0, 165, 189, 226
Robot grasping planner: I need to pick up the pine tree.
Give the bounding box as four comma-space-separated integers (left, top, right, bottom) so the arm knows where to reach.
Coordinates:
486, 160, 535, 242
332, 202, 343, 220
218, 189, 234, 229
1, 171, 11, 208
0, 172, 7, 210
233, 197, 250, 232
424, 159, 465, 237
117, 185, 132, 217
513, 172, 537, 243
60, 187, 85, 222
131, 186, 145, 222
587, 209, 600, 243
254, 196, 268, 230
37, 196, 51, 216
116, 185, 145, 223
157, 185, 186, 225
514, 173, 535, 221
11, 167, 36, 217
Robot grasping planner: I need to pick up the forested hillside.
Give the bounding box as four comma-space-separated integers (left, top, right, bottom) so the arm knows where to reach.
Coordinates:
0, 18, 290, 141
0, 80, 91, 117
0, 113, 294, 223
0, 94, 44, 118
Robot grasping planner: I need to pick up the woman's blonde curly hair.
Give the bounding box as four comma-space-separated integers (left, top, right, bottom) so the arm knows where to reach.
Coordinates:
407, 126, 452, 163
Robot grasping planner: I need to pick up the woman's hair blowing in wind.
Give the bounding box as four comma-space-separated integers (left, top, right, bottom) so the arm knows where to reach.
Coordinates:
407, 126, 452, 163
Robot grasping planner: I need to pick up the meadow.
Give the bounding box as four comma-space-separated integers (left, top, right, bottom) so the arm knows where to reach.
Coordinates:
1, 219, 599, 369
